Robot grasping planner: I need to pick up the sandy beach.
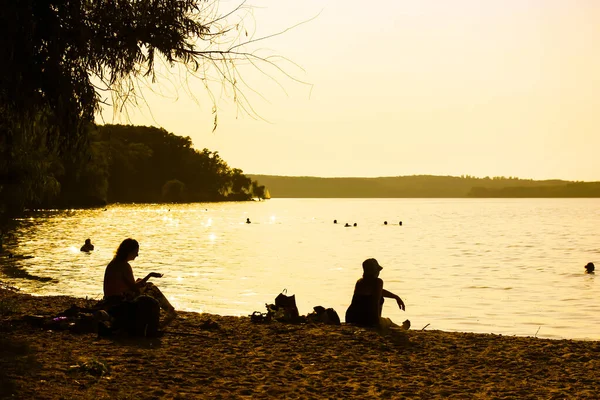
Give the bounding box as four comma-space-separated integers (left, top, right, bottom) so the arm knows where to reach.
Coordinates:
1, 286, 599, 399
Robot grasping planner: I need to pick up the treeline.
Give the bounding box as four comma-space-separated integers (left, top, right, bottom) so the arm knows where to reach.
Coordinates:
0, 1, 273, 225
468, 182, 600, 198
59, 125, 266, 206
248, 175, 600, 198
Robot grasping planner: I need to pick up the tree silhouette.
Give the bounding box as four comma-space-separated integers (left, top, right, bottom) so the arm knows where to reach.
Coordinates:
1, 0, 295, 220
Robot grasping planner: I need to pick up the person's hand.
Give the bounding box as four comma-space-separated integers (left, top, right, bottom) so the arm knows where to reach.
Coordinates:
396, 297, 405, 311
149, 272, 163, 278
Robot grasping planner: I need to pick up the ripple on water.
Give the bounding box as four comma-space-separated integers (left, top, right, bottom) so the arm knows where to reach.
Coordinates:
3, 199, 600, 340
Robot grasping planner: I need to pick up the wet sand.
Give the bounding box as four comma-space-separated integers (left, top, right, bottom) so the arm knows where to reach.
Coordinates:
1, 287, 599, 399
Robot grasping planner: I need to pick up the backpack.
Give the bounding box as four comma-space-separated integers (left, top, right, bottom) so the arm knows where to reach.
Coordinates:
130, 295, 161, 337
273, 289, 300, 322
106, 295, 160, 337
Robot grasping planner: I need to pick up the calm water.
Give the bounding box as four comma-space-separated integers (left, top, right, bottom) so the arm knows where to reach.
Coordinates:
2, 198, 600, 340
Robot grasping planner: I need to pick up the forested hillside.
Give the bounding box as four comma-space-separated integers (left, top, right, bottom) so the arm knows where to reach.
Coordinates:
0, 0, 276, 224
248, 175, 600, 198
58, 125, 266, 205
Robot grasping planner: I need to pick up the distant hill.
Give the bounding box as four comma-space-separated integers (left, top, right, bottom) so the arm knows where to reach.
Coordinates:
247, 175, 600, 198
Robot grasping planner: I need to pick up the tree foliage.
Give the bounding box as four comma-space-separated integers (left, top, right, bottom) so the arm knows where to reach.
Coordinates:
162, 179, 186, 203
1, 0, 278, 221
2, 0, 256, 131
75, 124, 257, 203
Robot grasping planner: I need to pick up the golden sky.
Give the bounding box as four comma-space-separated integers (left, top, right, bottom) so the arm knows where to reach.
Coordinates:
98, 0, 600, 181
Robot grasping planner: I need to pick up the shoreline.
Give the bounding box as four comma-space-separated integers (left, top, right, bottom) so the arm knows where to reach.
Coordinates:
2, 288, 600, 399
4, 283, 597, 342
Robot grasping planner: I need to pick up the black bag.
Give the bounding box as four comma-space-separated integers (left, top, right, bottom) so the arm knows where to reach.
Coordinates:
106, 295, 160, 337
250, 311, 271, 324
274, 289, 300, 321
307, 305, 341, 325
130, 295, 161, 337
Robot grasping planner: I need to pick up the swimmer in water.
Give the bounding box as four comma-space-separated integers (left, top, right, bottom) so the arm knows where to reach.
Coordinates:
80, 238, 94, 252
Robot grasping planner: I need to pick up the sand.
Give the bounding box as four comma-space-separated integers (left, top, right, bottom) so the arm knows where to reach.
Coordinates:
1, 286, 600, 399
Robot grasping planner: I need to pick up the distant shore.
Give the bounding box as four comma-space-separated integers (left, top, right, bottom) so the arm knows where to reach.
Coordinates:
248, 174, 600, 199
1, 287, 599, 399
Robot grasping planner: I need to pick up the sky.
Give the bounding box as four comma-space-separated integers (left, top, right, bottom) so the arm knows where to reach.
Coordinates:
97, 0, 600, 181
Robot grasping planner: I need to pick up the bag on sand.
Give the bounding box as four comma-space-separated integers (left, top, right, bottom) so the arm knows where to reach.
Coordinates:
130, 295, 161, 337
250, 311, 271, 324
273, 289, 300, 322
105, 295, 161, 337
307, 306, 341, 325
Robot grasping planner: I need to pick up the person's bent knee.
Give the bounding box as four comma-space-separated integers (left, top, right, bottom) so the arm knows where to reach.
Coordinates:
378, 317, 398, 329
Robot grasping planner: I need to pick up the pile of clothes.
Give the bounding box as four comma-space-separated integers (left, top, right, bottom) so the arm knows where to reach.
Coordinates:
23, 295, 164, 338
250, 290, 341, 325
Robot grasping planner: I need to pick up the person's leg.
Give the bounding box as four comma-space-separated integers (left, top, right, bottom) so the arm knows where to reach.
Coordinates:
140, 282, 176, 314
378, 317, 399, 329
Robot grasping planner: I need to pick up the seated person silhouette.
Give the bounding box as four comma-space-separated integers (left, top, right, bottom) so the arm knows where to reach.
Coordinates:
80, 238, 94, 252
345, 258, 408, 329
103, 238, 177, 327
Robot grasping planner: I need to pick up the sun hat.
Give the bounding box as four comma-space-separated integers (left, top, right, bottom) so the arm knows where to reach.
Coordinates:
362, 258, 383, 276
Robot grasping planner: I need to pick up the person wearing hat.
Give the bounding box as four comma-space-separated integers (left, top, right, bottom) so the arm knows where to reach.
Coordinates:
345, 258, 406, 328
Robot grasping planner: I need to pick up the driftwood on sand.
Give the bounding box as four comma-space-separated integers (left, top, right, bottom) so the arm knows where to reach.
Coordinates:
1, 287, 599, 399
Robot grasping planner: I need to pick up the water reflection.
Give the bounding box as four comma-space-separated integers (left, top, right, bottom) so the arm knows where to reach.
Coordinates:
1, 199, 600, 340
1, 258, 53, 282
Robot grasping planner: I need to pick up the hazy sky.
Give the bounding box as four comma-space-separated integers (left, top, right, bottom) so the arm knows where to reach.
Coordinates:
98, 0, 600, 181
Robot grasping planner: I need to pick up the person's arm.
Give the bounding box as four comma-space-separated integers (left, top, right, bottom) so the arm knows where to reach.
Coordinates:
134, 272, 164, 286
382, 288, 406, 311
122, 263, 162, 291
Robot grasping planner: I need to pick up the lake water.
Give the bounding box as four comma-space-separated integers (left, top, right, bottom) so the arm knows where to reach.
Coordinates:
2, 198, 600, 340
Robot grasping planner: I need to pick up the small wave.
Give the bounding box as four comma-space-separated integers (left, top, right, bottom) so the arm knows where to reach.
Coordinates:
465, 286, 513, 290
